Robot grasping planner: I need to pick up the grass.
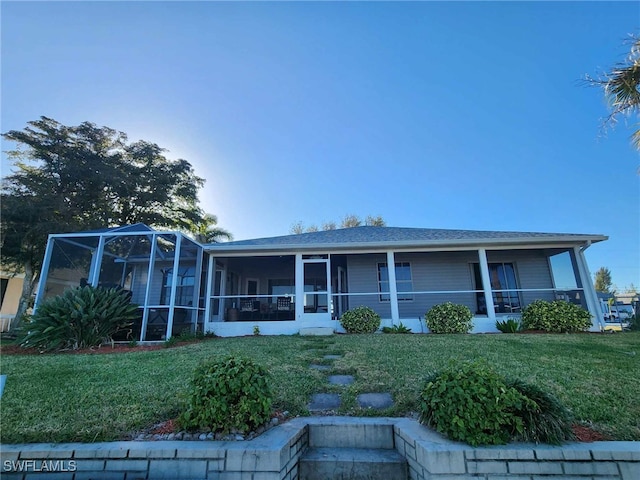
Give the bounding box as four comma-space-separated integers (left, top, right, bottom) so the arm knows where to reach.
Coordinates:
1, 332, 639, 443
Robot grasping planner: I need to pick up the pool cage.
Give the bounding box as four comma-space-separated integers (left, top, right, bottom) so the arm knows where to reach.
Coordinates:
34, 224, 206, 341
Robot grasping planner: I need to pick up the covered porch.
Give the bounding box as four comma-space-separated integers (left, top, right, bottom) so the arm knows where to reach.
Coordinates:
204, 244, 602, 336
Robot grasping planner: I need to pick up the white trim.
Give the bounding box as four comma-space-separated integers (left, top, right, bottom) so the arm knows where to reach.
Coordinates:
88, 235, 106, 287
205, 236, 607, 256
574, 246, 602, 331
166, 234, 182, 339
204, 242, 604, 257
34, 236, 56, 311
204, 255, 215, 331
140, 233, 159, 341
478, 248, 496, 323
294, 254, 304, 321
386, 251, 400, 322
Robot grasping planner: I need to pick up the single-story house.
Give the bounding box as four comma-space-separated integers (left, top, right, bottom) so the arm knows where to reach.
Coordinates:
0, 271, 25, 332
34, 224, 607, 340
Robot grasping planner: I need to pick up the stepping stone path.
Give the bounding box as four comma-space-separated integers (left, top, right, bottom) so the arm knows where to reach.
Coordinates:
328, 375, 354, 386
308, 393, 341, 412
356, 393, 394, 409
307, 352, 394, 412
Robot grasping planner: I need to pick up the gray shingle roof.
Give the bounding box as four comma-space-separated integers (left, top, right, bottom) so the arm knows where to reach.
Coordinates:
207, 226, 606, 251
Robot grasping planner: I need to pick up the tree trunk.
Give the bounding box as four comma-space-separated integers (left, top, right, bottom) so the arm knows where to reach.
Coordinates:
9, 261, 38, 334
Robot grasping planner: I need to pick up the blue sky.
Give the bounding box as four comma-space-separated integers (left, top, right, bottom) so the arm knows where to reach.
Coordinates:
1, 1, 639, 290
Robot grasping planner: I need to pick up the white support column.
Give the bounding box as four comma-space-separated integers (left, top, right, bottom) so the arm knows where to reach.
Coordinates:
574, 245, 602, 331
166, 234, 182, 339
140, 233, 158, 341
218, 266, 227, 319
295, 254, 304, 321
204, 254, 215, 331
478, 248, 496, 322
33, 236, 56, 311
192, 245, 204, 333
88, 235, 106, 287
325, 256, 332, 318
386, 251, 400, 323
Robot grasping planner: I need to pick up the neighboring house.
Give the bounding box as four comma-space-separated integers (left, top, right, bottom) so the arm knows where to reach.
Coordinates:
0, 271, 25, 332
34, 224, 607, 340
597, 291, 637, 321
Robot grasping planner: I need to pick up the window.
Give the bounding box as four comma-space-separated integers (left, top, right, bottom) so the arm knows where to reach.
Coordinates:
160, 267, 195, 306
378, 262, 413, 301
268, 279, 295, 298
0, 278, 8, 308
472, 263, 521, 314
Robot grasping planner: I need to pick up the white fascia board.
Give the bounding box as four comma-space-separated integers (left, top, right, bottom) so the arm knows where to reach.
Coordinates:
204, 234, 607, 256
47, 230, 203, 246
47, 230, 189, 239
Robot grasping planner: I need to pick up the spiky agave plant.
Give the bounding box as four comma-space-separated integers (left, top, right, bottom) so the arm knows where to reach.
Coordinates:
21, 286, 139, 351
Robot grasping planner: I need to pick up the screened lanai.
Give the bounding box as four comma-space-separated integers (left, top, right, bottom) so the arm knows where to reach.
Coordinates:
35, 224, 206, 341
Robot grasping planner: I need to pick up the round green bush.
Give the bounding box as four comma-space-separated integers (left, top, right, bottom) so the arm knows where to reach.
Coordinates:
179, 356, 273, 434
521, 300, 592, 333
425, 302, 473, 334
21, 286, 139, 351
419, 361, 530, 446
339, 306, 381, 333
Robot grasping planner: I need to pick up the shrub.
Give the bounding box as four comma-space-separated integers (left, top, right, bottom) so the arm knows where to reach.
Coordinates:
20, 286, 138, 351
178, 356, 272, 434
381, 322, 412, 334
340, 306, 381, 333
496, 317, 522, 333
419, 360, 531, 446
425, 302, 473, 334
521, 300, 591, 333
507, 378, 575, 444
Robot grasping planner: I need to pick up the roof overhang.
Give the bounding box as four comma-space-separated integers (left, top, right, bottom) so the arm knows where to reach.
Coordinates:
205, 234, 608, 257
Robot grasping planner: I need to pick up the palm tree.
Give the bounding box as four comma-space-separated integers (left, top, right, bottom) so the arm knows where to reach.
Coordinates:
190, 213, 232, 244
588, 36, 640, 150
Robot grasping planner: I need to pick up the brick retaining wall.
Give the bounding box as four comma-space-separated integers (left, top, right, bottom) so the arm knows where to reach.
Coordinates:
1, 418, 638, 480
393, 418, 640, 480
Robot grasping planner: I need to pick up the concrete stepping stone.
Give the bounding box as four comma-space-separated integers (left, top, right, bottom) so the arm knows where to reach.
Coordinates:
308, 393, 341, 412
357, 393, 394, 409
309, 364, 331, 371
323, 354, 342, 360
328, 375, 354, 386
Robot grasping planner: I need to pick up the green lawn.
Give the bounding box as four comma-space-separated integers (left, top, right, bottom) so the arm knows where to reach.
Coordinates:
1, 333, 639, 443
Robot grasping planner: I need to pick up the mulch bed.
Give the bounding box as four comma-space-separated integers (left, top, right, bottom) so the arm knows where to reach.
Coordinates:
572, 424, 610, 442
0, 342, 185, 355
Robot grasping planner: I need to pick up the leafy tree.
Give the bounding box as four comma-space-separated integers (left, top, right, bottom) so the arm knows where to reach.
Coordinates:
289, 214, 386, 233
586, 35, 640, 151
364, 215, 386, 226
340, 214, 362, 228
1, 116, 225, 330
594, 267, 613, 293
321, 221, 337, 230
